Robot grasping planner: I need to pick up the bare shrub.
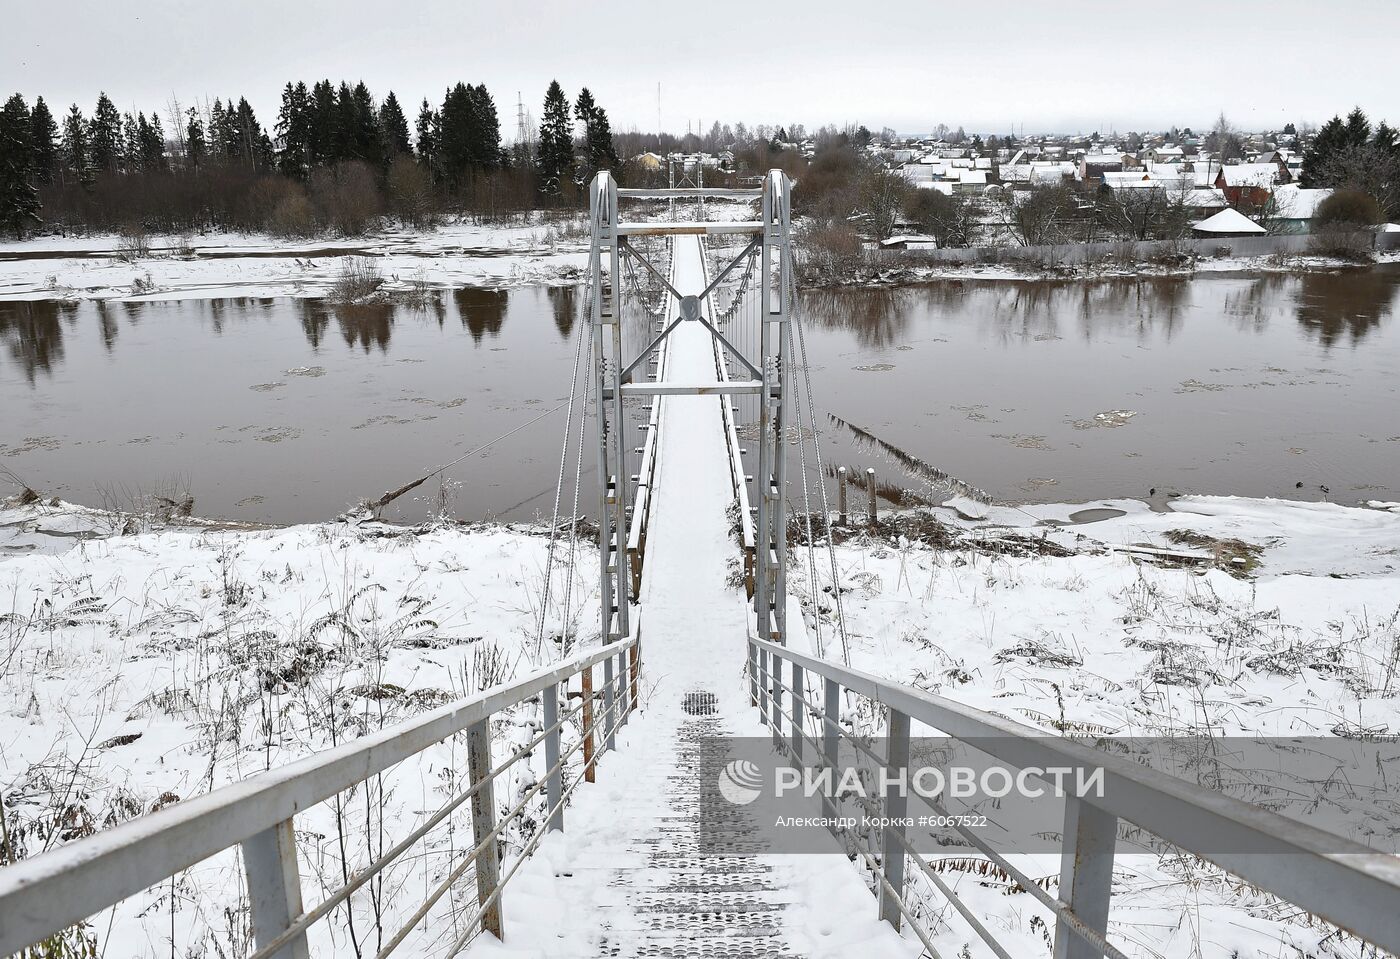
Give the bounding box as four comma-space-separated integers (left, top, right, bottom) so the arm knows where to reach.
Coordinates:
386, 156, 439, 230
333, 256, 384, 302
268, 192, 316, 238
115, 228, 151, 262
1308, 223, 1375, 262
1314, 189, 1382, 229
797, 219, 865, 281
310, 161, 385, 237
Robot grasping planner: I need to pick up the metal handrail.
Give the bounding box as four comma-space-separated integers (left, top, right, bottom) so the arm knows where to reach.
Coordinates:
0, 636, 641, 958
748, 635, 1400, 957
699, 237, 757, 595
626, 242, 674, 594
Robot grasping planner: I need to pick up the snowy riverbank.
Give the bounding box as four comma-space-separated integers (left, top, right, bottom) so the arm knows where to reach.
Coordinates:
0, 219, 588, 302
802, 248, 1400, 287
1, 494, 1397, 955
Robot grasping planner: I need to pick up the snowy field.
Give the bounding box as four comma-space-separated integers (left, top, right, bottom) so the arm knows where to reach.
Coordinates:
2, 493, 1397, 956
0, 219, 588, 302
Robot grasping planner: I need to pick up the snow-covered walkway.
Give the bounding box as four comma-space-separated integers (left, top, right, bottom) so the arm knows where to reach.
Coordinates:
475, 237, 911, 957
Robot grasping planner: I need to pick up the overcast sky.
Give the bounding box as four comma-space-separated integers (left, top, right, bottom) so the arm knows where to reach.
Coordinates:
6, 0, 1397, 138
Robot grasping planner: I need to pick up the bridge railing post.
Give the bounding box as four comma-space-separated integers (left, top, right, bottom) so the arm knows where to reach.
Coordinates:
629, 641, 641, 715
242, 818, 309, 959
1053, 798, 1117, 959
466, 717, 504, 940
614, 648, 629, 730
758, 647, 769, 723
603, 655, 617, 752
791, 663, 805, 764
581, 665, 596, 783
878, 707, 911, 930
770, 651, 784, 750
823, 677, 840, 771
748, 641, 758, 706
543, 683, 563, 833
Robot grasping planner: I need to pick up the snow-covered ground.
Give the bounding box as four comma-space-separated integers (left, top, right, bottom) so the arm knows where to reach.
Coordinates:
807, 249, 1400, 286
784, 494, 1400, 958
0, 220, 588, 302
2, 490, 1397, 956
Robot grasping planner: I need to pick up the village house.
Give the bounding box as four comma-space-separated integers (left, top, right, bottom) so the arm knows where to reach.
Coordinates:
1080, 152, 1127, 182
1215, 161, 1291, 210
1191, 207, 1267, 238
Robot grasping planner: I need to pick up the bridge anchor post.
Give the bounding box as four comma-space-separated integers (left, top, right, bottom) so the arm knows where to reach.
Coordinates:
1054, 798, 1117, 959
467, 718, 504, 940
242, 818, 309, 959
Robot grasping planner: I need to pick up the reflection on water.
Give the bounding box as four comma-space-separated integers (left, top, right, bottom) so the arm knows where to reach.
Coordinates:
454, 288, 509, 343
0, 288, 587, 524
0, 289, 575, 380
3, 265, 1399, 522
1295, 269, 1398, 347
794, 264, 1400, 507
800, 268, 1398, 350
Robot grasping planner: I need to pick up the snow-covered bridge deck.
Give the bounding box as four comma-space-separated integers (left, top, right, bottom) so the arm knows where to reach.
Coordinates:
479, 235, 903, 957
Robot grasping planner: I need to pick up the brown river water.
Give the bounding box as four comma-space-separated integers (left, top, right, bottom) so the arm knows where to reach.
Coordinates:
2, 266, 1398, 524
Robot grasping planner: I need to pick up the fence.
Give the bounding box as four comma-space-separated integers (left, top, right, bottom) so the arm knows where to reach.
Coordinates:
748, 635, 1400, 959
0, 636, 641, 958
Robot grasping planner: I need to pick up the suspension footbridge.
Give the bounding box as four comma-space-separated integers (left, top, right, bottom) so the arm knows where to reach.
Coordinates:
2, 172, 1399, 959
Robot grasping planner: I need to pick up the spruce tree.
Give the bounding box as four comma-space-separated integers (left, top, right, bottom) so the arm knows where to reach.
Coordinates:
61, 104, 92, 185
276, 82, 313, 178
1301, 115, 1347, 187
30, 97, 58, 184
1343, 107, 1372, 148
185, 108, 206, 170
436, 83, 472, 186
379, 91, 412, 158
536, 80, 573, 198
310, 80, 336, 167
468, 84, 500, 169
233, 98, 266, 169
90, 92, 123, 172
122, 112, 141, 171
349, 82, 383, 168
574, 88, 618, 178
0, 94, 41, 237
142, 113, 166, 171
415, 99, 438, 169
333, 82, 358, 163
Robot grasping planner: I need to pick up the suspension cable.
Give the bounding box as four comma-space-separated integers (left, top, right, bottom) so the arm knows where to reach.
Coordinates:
557, 319, 594, 655
622, 247, 668, 319
534, 273, 593, 661
786, 318, 825, 660
788, 264, 852, 665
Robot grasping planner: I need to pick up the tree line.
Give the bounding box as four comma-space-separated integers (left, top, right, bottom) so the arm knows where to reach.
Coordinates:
0, 79, 625, 238
1301, 107, 1400, 221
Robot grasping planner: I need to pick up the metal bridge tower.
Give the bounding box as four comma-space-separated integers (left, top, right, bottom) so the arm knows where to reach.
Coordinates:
586, 169, 795, 650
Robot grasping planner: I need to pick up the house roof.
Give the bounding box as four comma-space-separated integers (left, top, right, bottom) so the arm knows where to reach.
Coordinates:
881, 233, 938, 247
1186, 188, 1228, 208
1218, 163, 1281, 187
1193, 207, 1267, 234
1271, 185, 1333, 220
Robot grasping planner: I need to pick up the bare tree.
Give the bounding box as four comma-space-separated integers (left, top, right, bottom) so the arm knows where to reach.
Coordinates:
858, 167, 908, 241
995, 183, 1082, 246
1206, 112, 1245, 163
